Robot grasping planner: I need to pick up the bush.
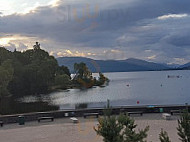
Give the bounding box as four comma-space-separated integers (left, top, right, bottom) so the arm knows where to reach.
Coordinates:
94, 100, 149, 142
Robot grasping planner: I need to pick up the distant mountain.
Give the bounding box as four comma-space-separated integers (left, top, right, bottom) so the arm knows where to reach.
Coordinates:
57, 57, 170, 73
161, 63, 180, 68
179, 62, 190, 69
57, 57, 95, 72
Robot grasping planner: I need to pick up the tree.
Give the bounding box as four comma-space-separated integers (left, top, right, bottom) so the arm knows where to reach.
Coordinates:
33, 42, 41, 50
159, 129, 171, 142
94, 100, 149, 142
54, 74, 71, 89
73, 62, 94, 88
8, 42, 61, 96
0, 60, 14, 98
177, 110, 190, 142
7, 58, 26, 97
23, 52, 58, 95
94, 100, 123, 142
119, 115, 149, 142
95, 72, 109, 86
74, 62, 92, 79
57, 65, 71, 78
0, 47, 13, 65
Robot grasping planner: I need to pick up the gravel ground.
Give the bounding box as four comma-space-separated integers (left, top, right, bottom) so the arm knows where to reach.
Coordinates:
0, 113, 181, 142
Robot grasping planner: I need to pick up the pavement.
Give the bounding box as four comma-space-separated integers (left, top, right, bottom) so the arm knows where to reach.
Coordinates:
0, 113, 181, 142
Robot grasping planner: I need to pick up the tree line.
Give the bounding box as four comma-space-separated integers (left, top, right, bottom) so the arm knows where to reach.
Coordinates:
0, 42, 109, 99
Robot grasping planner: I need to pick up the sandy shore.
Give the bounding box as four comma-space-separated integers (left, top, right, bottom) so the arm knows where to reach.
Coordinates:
0, 113, 181, 142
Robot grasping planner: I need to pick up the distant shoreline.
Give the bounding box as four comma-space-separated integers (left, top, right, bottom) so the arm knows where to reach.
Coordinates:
90, 68, 190, 74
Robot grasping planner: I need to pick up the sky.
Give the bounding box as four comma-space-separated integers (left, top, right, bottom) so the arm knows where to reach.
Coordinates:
0, 0, 190, 65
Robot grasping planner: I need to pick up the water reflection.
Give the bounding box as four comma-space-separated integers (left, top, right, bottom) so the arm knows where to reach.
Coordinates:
0, 97, 58, 115
20, 70, 190, 110
49, 70, 190, 109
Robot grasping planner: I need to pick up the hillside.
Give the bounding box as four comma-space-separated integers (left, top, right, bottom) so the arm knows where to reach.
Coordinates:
179, 62, 190, 69
57, 57, 170, 73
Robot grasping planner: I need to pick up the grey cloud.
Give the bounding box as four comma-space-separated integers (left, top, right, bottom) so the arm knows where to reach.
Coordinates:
0, 0, 190, 64
165, 34, 190, 47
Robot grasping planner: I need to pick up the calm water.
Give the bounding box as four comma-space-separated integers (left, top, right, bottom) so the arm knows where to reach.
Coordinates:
47, 70, 190, 109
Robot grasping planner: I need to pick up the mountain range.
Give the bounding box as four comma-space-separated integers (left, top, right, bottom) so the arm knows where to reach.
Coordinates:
179, 62, 190, 69
56, 57, 189, 73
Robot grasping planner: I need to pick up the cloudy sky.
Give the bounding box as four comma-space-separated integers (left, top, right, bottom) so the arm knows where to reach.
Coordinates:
0, 0, 190, 65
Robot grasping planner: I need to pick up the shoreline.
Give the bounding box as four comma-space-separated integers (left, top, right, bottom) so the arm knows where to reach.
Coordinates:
0, 104, 188, 124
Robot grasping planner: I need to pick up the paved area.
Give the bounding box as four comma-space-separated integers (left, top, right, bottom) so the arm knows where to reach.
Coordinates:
0, 113, 181, 142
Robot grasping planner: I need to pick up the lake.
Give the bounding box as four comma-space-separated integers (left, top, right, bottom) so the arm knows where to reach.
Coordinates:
45, 70, 190, 109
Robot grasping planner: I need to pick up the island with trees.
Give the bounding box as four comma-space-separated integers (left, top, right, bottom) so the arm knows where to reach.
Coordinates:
0, 42, 109, 114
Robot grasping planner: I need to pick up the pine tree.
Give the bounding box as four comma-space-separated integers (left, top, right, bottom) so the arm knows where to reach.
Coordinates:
94, 100, 149, 142
94, 100, 123, 142
177, 110, 190, 142
159, 129, 171, 142
118, 114, 149, 142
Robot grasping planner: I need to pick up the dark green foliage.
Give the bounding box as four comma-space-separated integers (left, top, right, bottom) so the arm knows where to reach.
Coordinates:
94, 100, 123, 142
0, 60, 14, 97
0, 47, 13, 65
119, 114, 149, 142
159, 129, 171, 142
73, 62, 109, 88
0, 43, 107, 114
95, 115, 123, 142
10, 45, 59, 96
57, 65, 71, 77
73, 62, 94, 88
74, 62, 92, 79
1, 43, 72, 98
94, 100, 149, 142
177, 110, 190, 142
54, 74, 71, 89
1, 43, 108, 99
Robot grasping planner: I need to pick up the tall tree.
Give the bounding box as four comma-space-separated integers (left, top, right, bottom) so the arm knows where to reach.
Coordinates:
73, 62, 94, 88
94, 100, 123, 142
0, 60, 14, 98
9, 42, 60, 96
57, 65, 71, 77
54, 74, 71, 89
94, 100, 149, 142
177, 110, 190, 142
0, 47, 13, 65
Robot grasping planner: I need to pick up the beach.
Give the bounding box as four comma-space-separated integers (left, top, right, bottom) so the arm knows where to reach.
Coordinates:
0, 113, 181, 142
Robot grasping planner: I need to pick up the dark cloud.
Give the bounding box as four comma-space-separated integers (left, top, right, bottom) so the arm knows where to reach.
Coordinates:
166, 34, 190, 47
0, 0, 190, 64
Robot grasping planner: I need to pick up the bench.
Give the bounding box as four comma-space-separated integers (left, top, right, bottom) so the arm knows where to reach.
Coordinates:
83, 113, 99, 118
162, 113, 171, 120
128, 111, 143, 116
38, 117, 54, 122
170, 110, 182, 115
0, 121, 3, 127
70, 117, 79, 123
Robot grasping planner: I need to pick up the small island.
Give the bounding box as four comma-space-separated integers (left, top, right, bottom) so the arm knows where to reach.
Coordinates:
0, 42, 109, 114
